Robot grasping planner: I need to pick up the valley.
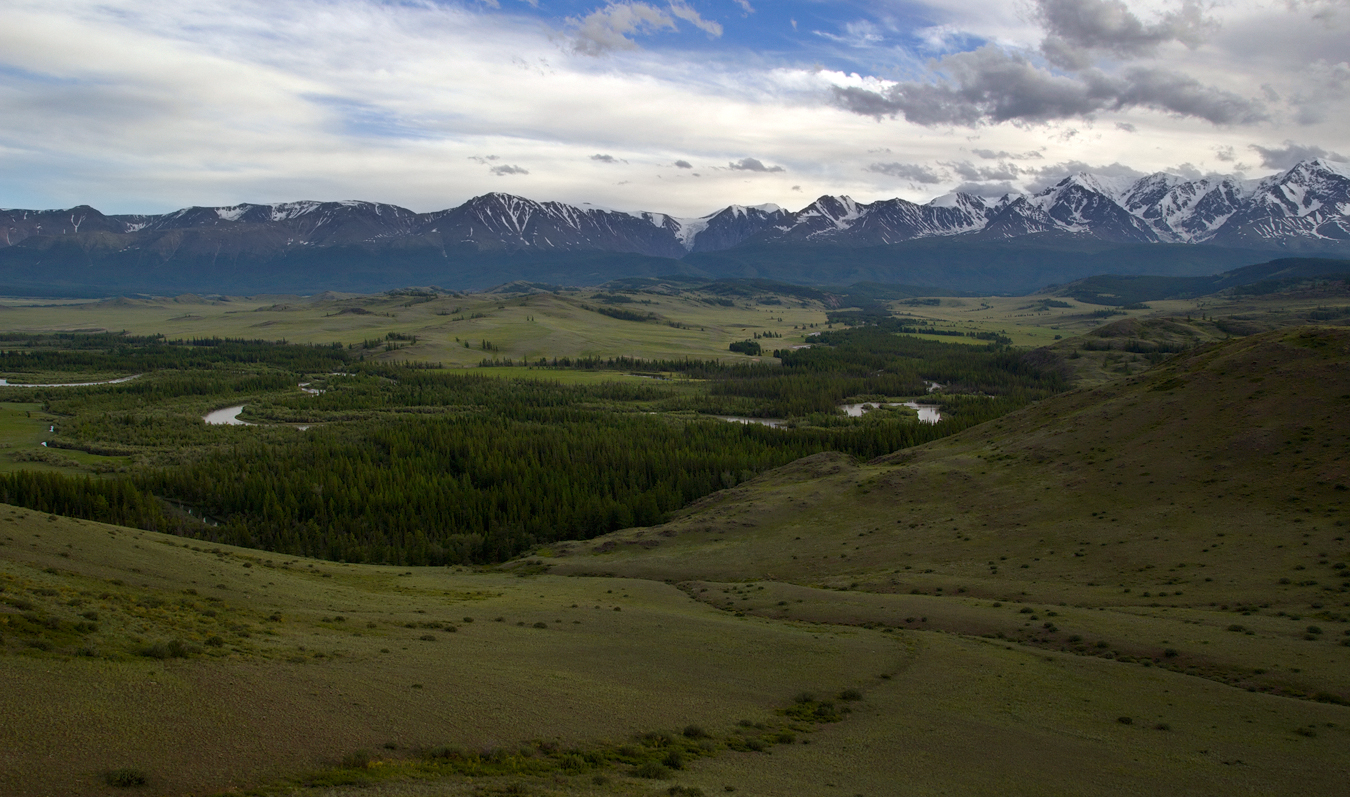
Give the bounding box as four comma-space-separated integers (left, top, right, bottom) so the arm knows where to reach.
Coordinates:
0, 273, 1347, 796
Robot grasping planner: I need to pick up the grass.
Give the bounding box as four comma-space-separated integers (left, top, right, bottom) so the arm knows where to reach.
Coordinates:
1, 286, 1349, 795
0, 290, 832, 368
0, 508, 900, 797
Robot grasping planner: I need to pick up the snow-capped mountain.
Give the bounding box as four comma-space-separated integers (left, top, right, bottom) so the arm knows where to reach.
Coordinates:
0, 159, 1346, 296
0, 193, 792, 260
750, 159, 1350, 250
752, 193, 1005, 246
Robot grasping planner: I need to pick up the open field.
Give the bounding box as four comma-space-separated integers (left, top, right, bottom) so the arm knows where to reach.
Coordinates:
0, 289, 830, 368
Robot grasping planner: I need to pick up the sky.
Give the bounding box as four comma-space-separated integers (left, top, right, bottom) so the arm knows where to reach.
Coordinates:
2, 0, 1349, 216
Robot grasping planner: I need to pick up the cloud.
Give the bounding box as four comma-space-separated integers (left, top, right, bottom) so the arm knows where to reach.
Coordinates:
865, 162, 943, 183
970, 148, 1042, 159
1214, 145, 1236, 161
1114, 121, 1136, 132
1250, 140, 1348, 168
1288, 59, 1350, 124
1035, 0, 1214, 70
591, 153, 624, 163
732, 0, 754, 15
791, 185, 801, 191
490, 164, 529, 175
829, 46, 1266, 126
947, 160, 1024, 182
672, 159, 693, 168
468, 155, 501, 163
667, 1, 722, 37
566, 1, 719, 56
1024, 159, 1143, 190
952, 180, 1019, 196
728, 157, 784, 172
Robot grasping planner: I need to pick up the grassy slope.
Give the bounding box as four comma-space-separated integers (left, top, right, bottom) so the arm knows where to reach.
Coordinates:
536, 327, 1350, 792
0, 509, 901, 796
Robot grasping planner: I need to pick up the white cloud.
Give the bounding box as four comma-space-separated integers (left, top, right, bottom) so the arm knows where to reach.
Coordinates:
0, 0, 1345, 216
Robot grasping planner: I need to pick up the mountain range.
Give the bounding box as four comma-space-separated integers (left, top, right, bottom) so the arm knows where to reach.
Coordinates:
2, 159, 1348, 295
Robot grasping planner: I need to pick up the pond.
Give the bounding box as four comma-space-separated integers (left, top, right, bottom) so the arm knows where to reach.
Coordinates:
838, 402, 942, 424
202, 405, 252, 426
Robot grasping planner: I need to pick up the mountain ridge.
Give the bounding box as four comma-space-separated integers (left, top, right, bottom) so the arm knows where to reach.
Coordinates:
2, 159, 1348, 294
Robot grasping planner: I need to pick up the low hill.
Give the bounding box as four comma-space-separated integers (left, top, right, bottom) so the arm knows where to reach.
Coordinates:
1052, 257, 1350, 305
548, 328, 1350, 702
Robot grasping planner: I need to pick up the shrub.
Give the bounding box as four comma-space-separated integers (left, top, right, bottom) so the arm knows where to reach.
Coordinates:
105, 768, 148, 788
633, 761, 672, 779
682, 724, 708, 739
1117, 716, 1133, 725
533, 622, 548, 629
1163, 648, 1179, 658
341, 750, 374, 769
663, 750, 684, 770
422, 745, 466, 761
1226, 624, 1246, 632
669, 787, 706, 796
838, 688, 863, 701
138, 640, 194, 659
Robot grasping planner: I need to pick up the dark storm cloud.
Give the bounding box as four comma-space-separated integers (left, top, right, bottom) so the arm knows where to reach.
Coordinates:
829, 46, 1265, 127
1035, 0, 1213, 70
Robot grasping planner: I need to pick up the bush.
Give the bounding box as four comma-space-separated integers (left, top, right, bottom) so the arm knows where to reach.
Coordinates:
1117, 716, 1133, 725
838, 688, 863, 701
532, 622, 548, 629
633, 761, 672, 779
663, 750, 684, 770
422, 745, 466, 761
138, 640, 194, 659
105, 768, 148, 788
682, 724, 708, 739
341, 750, 374, 769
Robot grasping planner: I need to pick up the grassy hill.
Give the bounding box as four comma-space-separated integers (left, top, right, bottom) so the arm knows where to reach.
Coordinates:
535, 327, 1350, 792
1, 311, 1348, 794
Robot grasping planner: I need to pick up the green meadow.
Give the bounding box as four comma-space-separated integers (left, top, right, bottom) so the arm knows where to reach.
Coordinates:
0, 281, 1347, 796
